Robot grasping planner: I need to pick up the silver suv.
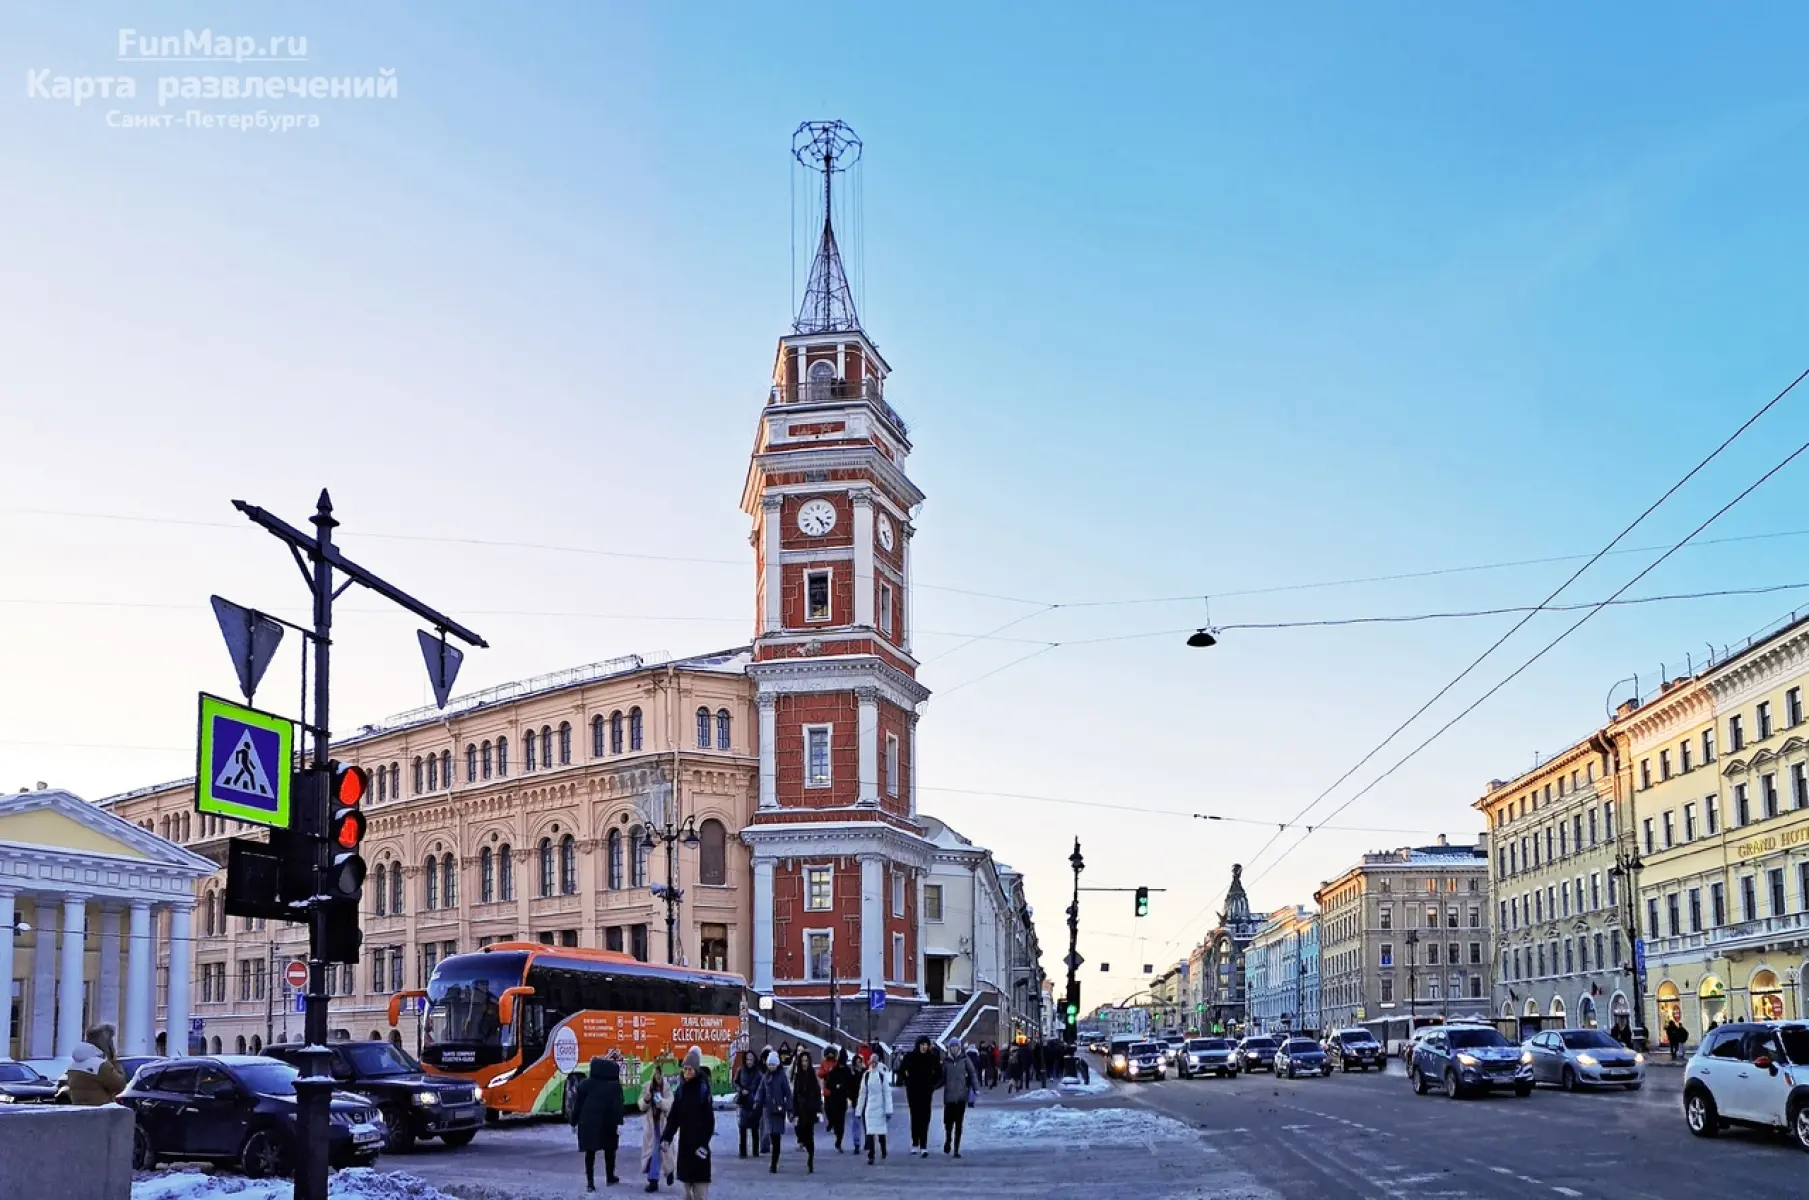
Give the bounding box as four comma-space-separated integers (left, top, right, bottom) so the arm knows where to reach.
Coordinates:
1684, 1021, 1809, 1149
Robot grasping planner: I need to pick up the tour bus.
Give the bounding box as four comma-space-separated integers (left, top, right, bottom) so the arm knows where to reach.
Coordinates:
388, 942, 745, 1118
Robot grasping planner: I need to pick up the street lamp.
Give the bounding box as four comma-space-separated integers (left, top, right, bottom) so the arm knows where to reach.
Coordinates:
1404, 930, 1420, 1030
1186, 629, 1218, 648
642, 813, 701, 965
1608, 845, 1647, 1048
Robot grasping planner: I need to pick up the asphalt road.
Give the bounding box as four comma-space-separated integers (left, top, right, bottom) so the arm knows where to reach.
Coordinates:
1097, 1058, 1808, 1199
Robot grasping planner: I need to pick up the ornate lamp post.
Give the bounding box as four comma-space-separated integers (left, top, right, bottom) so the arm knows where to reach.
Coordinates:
1405, 930, 1420, 1030
642, 807, 700, 966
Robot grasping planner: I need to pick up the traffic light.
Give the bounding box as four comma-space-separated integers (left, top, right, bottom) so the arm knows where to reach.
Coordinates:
325, 761, 369, 899
1134, 886, 1149, 917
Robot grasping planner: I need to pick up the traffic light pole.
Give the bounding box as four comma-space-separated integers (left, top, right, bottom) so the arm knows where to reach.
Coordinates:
1063, 840, 1083, 1044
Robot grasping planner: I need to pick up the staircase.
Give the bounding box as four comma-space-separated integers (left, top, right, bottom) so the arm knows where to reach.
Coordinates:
893, 1003, 964, 1049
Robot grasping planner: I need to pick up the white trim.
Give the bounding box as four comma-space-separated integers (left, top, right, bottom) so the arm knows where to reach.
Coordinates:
780, 547, 855, 565
885, 732, 900, 797
804, 568, 834, 624
749, 656, 930, 708
803, 863, 834, 912
804, 926, 836, 982
803, 723, 833, 789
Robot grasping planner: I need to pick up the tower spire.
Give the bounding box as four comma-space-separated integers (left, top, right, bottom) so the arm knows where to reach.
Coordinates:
792, 120, 863, 335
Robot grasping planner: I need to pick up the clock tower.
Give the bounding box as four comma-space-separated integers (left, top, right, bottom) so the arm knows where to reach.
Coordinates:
740, 122, 931, 1018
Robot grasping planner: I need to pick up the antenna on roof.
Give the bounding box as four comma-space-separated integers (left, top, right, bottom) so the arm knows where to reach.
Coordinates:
791, 120, 863, 335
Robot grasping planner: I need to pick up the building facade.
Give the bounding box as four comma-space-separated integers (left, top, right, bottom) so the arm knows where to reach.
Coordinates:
1478, 732, 1635, 1035
1316, 838, 1493, 1031
101, 652, 759, 1053
918, 816, 1046, 1037
1247, 905, 1320, 1035
1195, 866, 1263, 1036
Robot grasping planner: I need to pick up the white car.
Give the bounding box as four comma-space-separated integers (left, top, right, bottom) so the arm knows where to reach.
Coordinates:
1684, 1020, 1809, 1149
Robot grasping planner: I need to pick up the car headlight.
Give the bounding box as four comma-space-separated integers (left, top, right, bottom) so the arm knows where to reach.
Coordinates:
414, 1091, 441, 1106
1520, 1051, 1533, 1065
1111, 1055, 1126, 1066
473, 1085, 484, 1101
1575, 1054, 1598, 1067
1633, 1054, 1644, 1065
1456, 1054, 1479, 1067
0, 1094, 13, 1104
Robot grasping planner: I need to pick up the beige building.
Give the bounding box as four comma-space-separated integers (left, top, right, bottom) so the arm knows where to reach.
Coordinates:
101, 651, 758, 1053
1316, 838, 1492, 1032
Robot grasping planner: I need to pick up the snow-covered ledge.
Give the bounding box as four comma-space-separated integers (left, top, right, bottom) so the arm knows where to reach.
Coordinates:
0, 1102, 132, 1199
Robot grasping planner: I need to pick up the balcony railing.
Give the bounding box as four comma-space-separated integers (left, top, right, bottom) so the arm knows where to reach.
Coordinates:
1646, 910, 1809, 958
768, 377, 908, 437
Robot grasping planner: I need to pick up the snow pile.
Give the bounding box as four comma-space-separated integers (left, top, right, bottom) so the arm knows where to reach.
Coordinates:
972, 1104, 1198, 1147
1060, 1075, 1112, 1095
133, 1168, 455, 1200
1003, 1087, 1061, 1103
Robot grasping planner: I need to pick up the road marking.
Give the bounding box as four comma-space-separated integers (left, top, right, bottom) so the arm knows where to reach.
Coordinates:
1490, 1167, 1513, 1175
1553, 1190, 1583, 1198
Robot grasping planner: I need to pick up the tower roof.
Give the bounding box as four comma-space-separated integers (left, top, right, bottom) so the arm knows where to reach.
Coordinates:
793, 216, 860, 335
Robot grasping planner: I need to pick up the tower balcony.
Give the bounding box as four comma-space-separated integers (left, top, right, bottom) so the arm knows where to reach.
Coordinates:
769, 377, 908, 439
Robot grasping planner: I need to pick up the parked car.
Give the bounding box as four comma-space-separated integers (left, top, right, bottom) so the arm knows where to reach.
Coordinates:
1523, 1028, 1644, 1091
52, 1055, 162, 1104
1123, 1040, 1166, 1081
1161, 1034, 1187, 1066
1324, 1029, 1384, 1073
0, 1061, 58, 1104
1275, 1038, 1330, 1079
1684, 1021, 1809, 1148
1408, 1025, 1532, 1099
1236, 1036, 1280, 1073
265, 1040, 481, 1152
121, 1055, 385, 1176
1177, 1038, 1238, 1078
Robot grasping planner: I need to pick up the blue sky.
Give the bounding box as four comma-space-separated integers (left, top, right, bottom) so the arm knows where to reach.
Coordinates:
5, 2, 1809, 1003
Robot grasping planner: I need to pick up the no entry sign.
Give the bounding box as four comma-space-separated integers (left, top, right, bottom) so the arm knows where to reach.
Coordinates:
285, 960, 310, 990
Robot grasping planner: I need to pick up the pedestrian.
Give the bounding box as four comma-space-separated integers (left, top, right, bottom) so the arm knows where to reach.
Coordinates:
751, 1049, 792, 1174
571, 1056, 624, 1191
899, 1036, 942, 1157
778, 1039, 794, 1068
847, 1052, 867, 1149
941, 1037, 980, 1157
823, 1047, 856, 1152
855, 1042, 894, 1164
790, 1049, 821, 1172
732, 1049, 762, 1158
65, 1024, 127, 1106
1611, 1016, 1632, 1047
641, 1067, 674, 1193
661, 1047, 715, 1200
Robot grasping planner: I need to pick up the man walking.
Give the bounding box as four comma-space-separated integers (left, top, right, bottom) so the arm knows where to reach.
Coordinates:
898, 1036, 943, 1157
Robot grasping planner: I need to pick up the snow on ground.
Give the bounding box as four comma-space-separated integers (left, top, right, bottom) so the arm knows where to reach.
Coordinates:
483, 1115, 645, 1151
969, 1103, 1198, 1147
1061, 1074, 1112, 1095
133, 1168, 453, 1200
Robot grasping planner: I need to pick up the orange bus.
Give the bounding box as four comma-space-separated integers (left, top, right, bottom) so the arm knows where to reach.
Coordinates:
388, 941, 745, 1117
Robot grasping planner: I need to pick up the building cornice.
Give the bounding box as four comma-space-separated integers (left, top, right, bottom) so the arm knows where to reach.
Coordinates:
1704, 622, 1809, 710
749, 655, 930, 708
740, 821, 933, 870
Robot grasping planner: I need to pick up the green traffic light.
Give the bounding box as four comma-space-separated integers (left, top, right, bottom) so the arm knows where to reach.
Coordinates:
1134, 886, 1149, 917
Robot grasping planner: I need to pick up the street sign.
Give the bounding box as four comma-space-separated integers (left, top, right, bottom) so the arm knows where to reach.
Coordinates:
416, 628, 465, 710
1064, 951, 1084, 971
195, 693, 294, 828
868, 988, 886, 1012
1633, 937, 1647, 977
294, 991, 306, 1014
285, 960, 310, 989
190, 1018, 205, 1033
210, 595, 286, 703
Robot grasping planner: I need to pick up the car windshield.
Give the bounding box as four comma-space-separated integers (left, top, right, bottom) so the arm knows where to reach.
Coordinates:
340, 1041, 421, 1077
1131, 1043, 1160, 1055
1340, 1031, 1377, 1044
1558, 1030, 1619, 1050
0, 1063, 43, 1083
1447, 1029, 1511, 1050
232, 1061, 299, 1097
426, 951, 527, 1047
1244, 1038, 1277, 1049
1283, 1040, 1317, 1051
1187, 1039, 1227, 1051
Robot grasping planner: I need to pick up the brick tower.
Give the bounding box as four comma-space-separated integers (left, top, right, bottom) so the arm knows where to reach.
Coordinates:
741, 122, 931, 1021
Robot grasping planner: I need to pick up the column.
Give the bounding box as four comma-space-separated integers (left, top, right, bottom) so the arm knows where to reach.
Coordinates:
851, 488, 874, 629
756, 694, 778, 810
166, 902, 193, 1058
0, 892, 13, 1057
56, 896, 87, 1055
856, 687, 879, 807
900, 525, 913, 652
859, 855, 884, 987
915, 872, 927, 998
750, 858, 775, 991
907, 713, 919, 819
761, 496, 783, 634
28, 903, 57, 1056
124, 901, 151, 1055
96, 907, 121, 1032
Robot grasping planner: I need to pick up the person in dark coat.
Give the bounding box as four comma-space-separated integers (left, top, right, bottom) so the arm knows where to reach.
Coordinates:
732, 1049, 762, 1159
751, 1049, 793, 1173
661, 1046, 715, 1200
822, 1048, 856, 1152
790, 1049, 822, 1172
941, 1038, 981, 1157
898, 1036, 942, 1157
571, 1056, 625, 1191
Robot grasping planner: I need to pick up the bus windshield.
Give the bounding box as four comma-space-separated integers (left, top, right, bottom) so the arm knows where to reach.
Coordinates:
426, 951, 527, 1047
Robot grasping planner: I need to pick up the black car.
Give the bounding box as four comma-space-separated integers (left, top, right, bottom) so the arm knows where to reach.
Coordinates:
1324, 1029, 1384, 1073
265, 1040, 482, 1152
1236, 1036, 1281, 1073
0, 1061, 58, 1104
52, 1055, 163, 1104
1275, 1037, 1330, 1079
121, 1055, 384, 1176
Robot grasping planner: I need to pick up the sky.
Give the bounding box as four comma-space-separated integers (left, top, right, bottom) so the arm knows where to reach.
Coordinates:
6, 2, 1809, 1008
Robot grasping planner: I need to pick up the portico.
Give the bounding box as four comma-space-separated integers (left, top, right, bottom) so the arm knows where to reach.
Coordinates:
0, 788, 213, 1059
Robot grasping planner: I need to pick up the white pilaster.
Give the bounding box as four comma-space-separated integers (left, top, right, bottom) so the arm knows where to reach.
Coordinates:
907, 713, 919, 819
97, 907, 121, 1033
856, 687, 879, 807
56, 896, 87, 1055
852, 488, 875, 629
757, 694, 778, 810
751, 858, 775, 991
860, 855, 884, 986
28, 904, 57, 1057
166, 902, 193, 1058
761, 496, 783, 634
901, 525, 913, 651
0, 892, 13, 1056
124, 901, 152, 1055
915, 872, 926, 998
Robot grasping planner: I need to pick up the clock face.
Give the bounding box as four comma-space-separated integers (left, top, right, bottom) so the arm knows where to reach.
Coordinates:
876, 513, 895, 551
796, 498, 837, 537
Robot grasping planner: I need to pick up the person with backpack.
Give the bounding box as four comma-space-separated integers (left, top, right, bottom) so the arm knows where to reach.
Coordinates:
822, 1047, 857, 1153
854, 1043, 894, 1164
751, 1049, 793, 1174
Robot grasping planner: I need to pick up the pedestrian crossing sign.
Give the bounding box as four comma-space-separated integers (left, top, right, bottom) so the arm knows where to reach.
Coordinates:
195, 692, 294, 829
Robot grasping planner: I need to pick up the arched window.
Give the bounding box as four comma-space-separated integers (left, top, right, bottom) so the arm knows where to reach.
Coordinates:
592, 716, 605, 757
466, 744, 477, 783
538, 838, 554, 897
181, 813, 191, 841
159, 816, 168, 839
541, 726, 553, 768
610, 712, 624, 755
697, 707, 711, 749
525, 730, 538, 771
698, 819, 728, 886
607, 829, 623, 890
496, 736, 509, 776
481, 741, 493, 779
389, 763, 400, 798
441, 750, 452, 788
629, 707, 643, 752
716, 709, 732, 751
442, 854, 457, 907
499, 844, 514, 901
202, 891, 215, 936
373, 865, 388, 916
481, 847, 494, 903
427, 754, 439, 791
376, 766, 387, 802
236, 1035, 247, 1054
560, 834, 577, 895
424, 856, 439, 910
558, 721, 572, 765
390, 867, 404, 915
210, 1036, 222, 1054
630, 825, 649, 887
250, 1035, 262, 1054
413, 757, 425, 794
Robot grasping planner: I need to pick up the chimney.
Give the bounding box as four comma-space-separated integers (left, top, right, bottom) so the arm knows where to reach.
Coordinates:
1616, 698, 1642, 718
1487, 779, 1505, 793
1437, 833, 1448, 847
35, 781, 47, 791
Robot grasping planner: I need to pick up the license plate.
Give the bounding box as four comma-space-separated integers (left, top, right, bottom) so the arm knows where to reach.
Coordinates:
351, 1124, 381, 1144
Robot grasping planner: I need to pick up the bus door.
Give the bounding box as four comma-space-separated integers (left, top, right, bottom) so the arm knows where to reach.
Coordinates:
520, 994, 548, 1067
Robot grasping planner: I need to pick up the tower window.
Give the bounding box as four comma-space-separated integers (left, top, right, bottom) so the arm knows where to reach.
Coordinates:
885, 733, 900, 797
805, 570, 831, 622
805, 725, 832, 788
878, 581, 894, 636
805, 866, 833, 911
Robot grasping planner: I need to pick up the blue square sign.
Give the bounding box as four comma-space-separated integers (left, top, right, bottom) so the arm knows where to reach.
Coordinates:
195, 693, 293, 828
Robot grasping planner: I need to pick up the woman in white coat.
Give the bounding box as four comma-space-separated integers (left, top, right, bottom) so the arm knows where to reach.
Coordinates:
641, 1068, 674, 1192
854, 1043, 894, 1165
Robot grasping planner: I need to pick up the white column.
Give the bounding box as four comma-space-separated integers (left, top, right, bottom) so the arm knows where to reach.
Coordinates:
56, 896, 87, 1055
750, 858, 775, 991
756, 694, 778, 810
124, 901, 152, 1055
97, 907, 121, 1033
852, 489, 875, 629
856, 687, 879, 807
761, 496, 783, 634
0, 892, 13, 1057
859, 855, 884, 987
28, 903, 57, 1056
166, 903, 193, 1058
907, 713, 919, 819
901, 526, 913, 652
915, 872, 926, 998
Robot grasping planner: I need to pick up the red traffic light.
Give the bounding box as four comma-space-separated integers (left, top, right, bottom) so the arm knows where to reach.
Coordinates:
333, 763, 369, 806
333, 809, 368, 850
